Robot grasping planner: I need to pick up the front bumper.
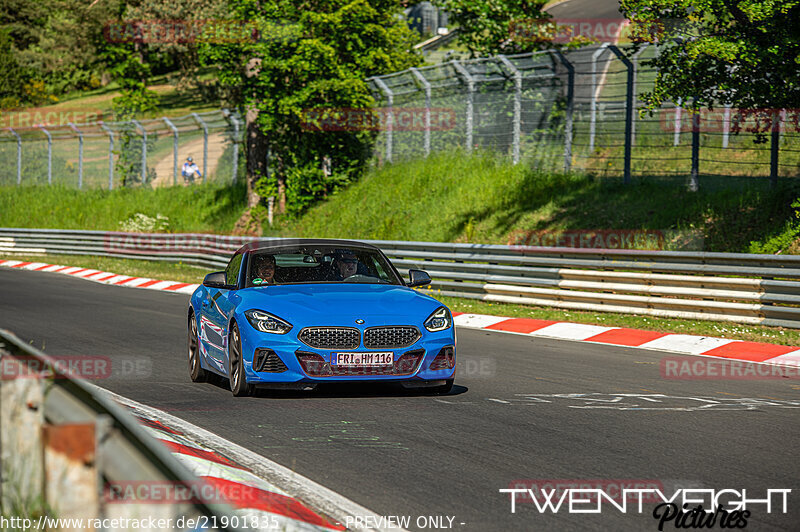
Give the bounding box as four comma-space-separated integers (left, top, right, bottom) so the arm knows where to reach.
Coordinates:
239, 327, 456, 384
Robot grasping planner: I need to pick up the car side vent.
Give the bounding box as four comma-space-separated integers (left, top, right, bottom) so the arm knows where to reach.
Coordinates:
254, 349, 288, 373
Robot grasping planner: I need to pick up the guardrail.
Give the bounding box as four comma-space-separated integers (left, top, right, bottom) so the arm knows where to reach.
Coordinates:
0, 328, 236, 530
2, 228, 800, 328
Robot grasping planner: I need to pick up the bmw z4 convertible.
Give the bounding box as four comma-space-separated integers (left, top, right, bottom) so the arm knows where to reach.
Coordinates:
188, 239, 456, 396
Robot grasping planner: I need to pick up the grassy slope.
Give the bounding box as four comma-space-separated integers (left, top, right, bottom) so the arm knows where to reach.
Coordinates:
0, 182, 246, 234
2, 150, 798, 251
272, 150, 800, 253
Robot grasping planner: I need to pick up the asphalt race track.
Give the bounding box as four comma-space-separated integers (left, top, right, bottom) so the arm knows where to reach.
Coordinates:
2, 267, 799, 531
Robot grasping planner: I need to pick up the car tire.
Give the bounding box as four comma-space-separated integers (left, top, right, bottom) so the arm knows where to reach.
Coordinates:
432, 378, 454, 395
229, 322, 254, 397
188, 312, 209, 383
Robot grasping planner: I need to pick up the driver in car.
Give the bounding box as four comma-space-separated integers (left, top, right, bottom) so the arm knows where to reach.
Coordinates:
335, 253, 359, 280
251, 254, 276, 285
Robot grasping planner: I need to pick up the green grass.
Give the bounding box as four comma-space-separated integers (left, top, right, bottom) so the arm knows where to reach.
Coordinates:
270, 150, 800, 253
0, 182, 246, 233
3, 251, 798, 345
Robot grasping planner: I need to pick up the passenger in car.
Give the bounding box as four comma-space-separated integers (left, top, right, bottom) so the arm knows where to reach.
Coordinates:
252, 254, 276, 285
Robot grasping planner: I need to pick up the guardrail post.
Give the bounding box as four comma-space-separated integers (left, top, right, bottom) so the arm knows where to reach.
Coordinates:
99, 123, 115, 189
372, 77, 394, 163
770, 109, 780, 188
608, 45, 634, 184
191, 113, 208, 183
630, 44, 648, 146
0, 354, 45, 511
452, 60, 475, 153
223, 109, 242, 184
553, 51, 575, 172
589, 44, 609, 152
38, 125, 52, 185
131, 120, 148, 185
7, 128, 21, 185
68, 123, 84, 189
689, 103, 700, 192
498, 55, 521, 165
162, 118, 179, 186
410, 68, 432, 157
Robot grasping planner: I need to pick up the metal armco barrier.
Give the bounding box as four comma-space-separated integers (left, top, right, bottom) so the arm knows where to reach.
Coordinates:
0, 328, 236, 531
2, 228, 800, 328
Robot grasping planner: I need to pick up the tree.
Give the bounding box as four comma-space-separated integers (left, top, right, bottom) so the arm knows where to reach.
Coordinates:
202, 0, 420, 232
620, 0, 800, 111
436, 0, 551, 57
1, 0, 119, 95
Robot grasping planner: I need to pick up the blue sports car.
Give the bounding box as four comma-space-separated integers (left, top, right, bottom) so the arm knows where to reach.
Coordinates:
188, 239, 456, 396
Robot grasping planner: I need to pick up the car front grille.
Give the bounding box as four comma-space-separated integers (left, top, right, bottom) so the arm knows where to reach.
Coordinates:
363, 326, 421, 349
298, 327, 360, 349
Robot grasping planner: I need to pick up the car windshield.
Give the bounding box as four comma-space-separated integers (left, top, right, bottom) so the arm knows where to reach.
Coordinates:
245, 245, 402, 287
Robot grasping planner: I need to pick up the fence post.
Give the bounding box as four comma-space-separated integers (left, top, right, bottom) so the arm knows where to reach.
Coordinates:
608, 46, 633, 184
554, 50, 575, 173
38, 126, 52, 185
131, 120, 147, 185
191, 113, 208, 183
452, 60, 474, 153
770, 109, 780, 188
689, 104, 700, 192
372, 77, 394, 163
228, 112, 241, 184
8, 128, 21, 185
99, 123, 114, 189
722, 105, 731, 148
162, 117, 179, 186
410, 68, 432, 157
589, 44, 609, 152
498, 55, 521, 164
68, 123, 84, 189
674, 99, 682, 146
630, 44, 648, 146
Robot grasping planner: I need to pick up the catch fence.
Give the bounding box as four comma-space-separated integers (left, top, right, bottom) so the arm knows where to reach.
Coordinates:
368, 44, 800, 183
0, 109, 243, 189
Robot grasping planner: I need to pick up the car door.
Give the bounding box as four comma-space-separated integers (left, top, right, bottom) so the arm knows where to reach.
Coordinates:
199, 252, 244, 371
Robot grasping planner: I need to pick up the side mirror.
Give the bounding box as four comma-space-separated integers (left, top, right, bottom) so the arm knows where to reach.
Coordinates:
203, 271, 229, 289
407, 269, 431, 288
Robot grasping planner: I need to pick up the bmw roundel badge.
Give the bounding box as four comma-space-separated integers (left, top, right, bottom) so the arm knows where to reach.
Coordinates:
355, 319, 365, 324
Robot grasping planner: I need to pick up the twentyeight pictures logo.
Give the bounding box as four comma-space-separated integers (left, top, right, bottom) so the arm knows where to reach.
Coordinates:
501, 483, 791, 530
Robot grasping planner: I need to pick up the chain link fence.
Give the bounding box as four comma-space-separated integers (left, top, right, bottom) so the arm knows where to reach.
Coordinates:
0, 109, 243, 189
369, 44, 800, 183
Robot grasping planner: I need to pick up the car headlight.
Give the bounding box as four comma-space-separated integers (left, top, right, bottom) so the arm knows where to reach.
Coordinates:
424, 306, 452, 332
245, 310, 293, 334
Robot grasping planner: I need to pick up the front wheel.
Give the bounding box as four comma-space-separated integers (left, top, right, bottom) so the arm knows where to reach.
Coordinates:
229, 322, 254, 397
188, 313, 209, 383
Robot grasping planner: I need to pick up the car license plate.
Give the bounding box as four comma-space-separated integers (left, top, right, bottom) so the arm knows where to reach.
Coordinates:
334, 352, 394, 366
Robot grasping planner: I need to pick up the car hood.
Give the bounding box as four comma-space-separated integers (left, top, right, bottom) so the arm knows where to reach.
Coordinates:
235, 283, 443, 327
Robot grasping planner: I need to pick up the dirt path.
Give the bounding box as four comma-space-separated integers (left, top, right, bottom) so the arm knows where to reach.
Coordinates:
152, 132, 227, 187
